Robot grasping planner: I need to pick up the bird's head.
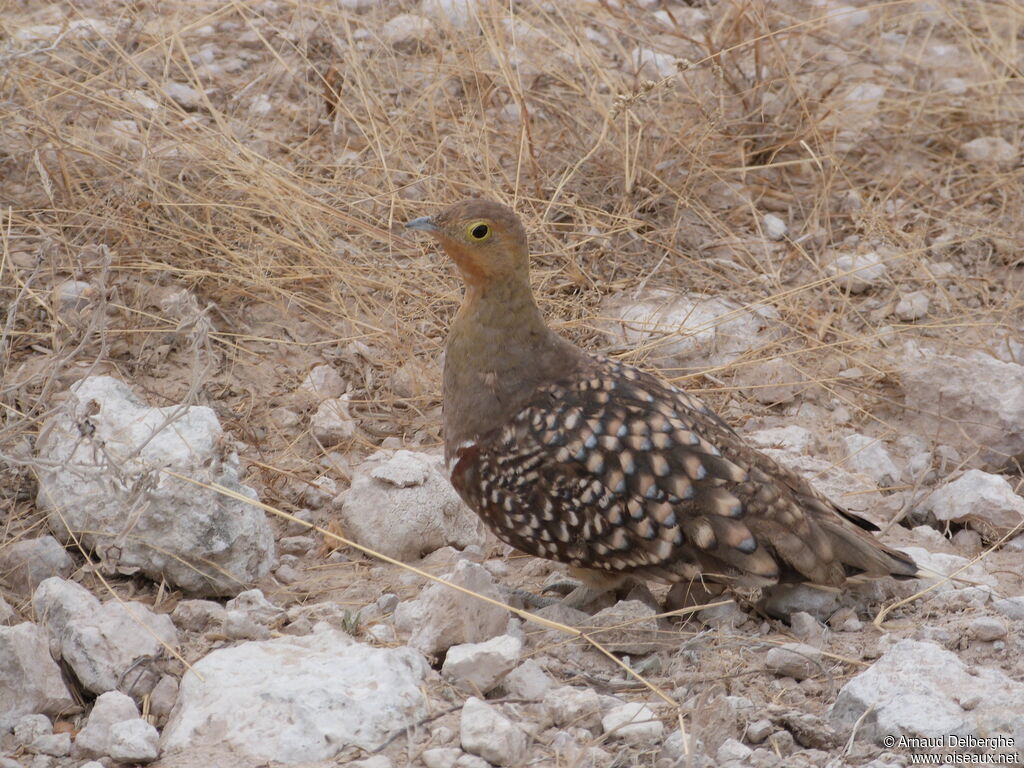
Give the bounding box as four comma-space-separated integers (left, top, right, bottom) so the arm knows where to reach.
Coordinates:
406, 199, 529, 289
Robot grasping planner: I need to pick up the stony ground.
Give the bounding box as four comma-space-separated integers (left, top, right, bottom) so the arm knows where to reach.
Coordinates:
1, 1, 1023, 767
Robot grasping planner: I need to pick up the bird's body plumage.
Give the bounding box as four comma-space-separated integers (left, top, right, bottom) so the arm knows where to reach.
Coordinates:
409, 199, 918, 594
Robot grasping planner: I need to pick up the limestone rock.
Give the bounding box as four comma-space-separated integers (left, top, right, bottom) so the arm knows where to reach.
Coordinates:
598, 289, 780, 373
765, 643, 824, 680
843, 434, 901, 487
829, 639, 1024, 744
32, 577, 178, 696
459, 697, 528, 767
0, 622, 75, 730
74, 691, 141, 758
161, 629, 429, 763
828, 252, 887, 293
35, 376, 274, 596
584, 600, 660, 655
442, 634, 521, 693
339, 450, 484, 561
393, 561, 508, 657
601, 702, 663, 744
898, 349, 1024, 469
0, 536, 73, 597
921, 470, 1024, 538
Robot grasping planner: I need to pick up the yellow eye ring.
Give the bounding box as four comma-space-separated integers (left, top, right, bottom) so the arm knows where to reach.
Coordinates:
466, 221, 491, 241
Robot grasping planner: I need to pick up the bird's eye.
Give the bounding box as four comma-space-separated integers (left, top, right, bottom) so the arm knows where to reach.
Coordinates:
467, 222, 491, 241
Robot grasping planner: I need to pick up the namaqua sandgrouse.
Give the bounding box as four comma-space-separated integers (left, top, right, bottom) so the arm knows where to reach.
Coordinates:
406, 199, 918, 604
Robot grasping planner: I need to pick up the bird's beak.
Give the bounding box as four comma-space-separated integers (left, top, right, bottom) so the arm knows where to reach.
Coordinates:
405, 215, 439, 233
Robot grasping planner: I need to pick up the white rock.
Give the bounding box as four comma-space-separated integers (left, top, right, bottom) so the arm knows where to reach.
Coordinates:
75, 691, 141, 757
586, 600, 660, 655
108, 718, 159, 762
31, 732, 70, 757
0, 536, 73, 597
459, 697, 528, 767
420, 0, 483, 27
442, 634, 522, 693
763, 213, 788, 240
249, 93, 272, 116
393, 561, 508, 656
790, 612, 828, 646
339, 450, 484, 561
297, 364, 345, 401
992, 596, 1024, 621
746, 718, 774, 743
301, 475, 336, 509
599, 289, 779, 373
149, 674, 179, 720
51, 280, 93, 311
269, 406, 300, 428
35, 376, 274, 596
829, 639, 1024, 743
961, 136, 1017, 165
899, 349, 1024, 468
32, 577, 178, 696
14, 713, 52, 745
163, 81, 202, 109
828, 252, 887, 293
223, 610, 271, 640
736, 358, 804, 405
382, 13, 436, 52
921, 470, 1024, 538
122, 89, 161, 111
969, 616, 1007, 642
822, 3, 871, 32
422, 748, 461, 768
170, 599, 226, 632
601, 702, 663, 743
350, 758, 392, 768
765, 643, 823, 680
0, 595, 15, 625
162, 629, 429, 762
544, 686, 603, 732
844, 434, 901, 487
226, 588, 287, 625
502, 659, 553, 699
746, 425, 817, 454
0, 623, 73, 730
14, 18, 112, 42
279, 535, 315, 555
898, 547, 996, 592
894, 290, 929, 321
311, 396, 357, 444
630, 46, 677, 78
717, 737, 753, 763
825, 83, 887, 146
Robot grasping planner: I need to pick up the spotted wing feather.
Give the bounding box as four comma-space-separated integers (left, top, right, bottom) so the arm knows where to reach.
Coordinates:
450, 356, 916, 588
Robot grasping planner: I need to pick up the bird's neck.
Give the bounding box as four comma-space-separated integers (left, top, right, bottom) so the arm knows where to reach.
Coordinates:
443, 276, 583, 456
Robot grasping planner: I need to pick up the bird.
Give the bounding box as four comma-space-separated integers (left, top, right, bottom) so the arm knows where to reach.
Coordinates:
406, 198, 919, 608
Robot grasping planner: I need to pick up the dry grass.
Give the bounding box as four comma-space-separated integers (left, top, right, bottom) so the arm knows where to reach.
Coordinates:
1, 0, 1021, 569
0, 1, 1020, 543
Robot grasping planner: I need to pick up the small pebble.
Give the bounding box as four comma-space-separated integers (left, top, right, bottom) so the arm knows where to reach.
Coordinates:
765, 643, 822, 680
968, 616, 1007, 642
717, 737, 752, 763
745, 719, 773, 744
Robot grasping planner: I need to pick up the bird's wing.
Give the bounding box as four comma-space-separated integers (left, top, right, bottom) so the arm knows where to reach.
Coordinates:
450, 356, 916, 588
